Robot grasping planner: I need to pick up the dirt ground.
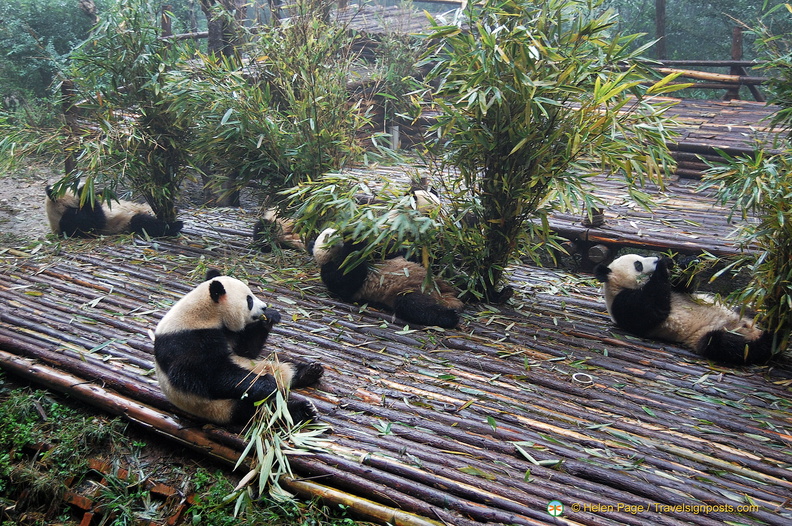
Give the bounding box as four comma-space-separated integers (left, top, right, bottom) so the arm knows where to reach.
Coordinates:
0, 160, 55, 242
0, 160, 216, 243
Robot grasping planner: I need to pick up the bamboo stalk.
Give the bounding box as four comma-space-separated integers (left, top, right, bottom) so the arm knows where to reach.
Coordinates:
0, 349, 240, 463
0, 330, 164, 407
285, 478, 447, 526
656, 67, 765, 85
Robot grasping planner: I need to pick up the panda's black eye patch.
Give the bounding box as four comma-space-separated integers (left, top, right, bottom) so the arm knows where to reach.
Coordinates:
634, 261, 643, 272
247, 295, 254, 311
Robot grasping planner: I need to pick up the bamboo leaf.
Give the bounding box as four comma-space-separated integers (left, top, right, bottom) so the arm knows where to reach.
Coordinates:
458, 466, 497, 480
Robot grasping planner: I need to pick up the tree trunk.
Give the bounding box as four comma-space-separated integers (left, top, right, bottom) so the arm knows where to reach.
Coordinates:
199, 0, 245, 58
161, 4, 173, 38
655, 0, 666, 60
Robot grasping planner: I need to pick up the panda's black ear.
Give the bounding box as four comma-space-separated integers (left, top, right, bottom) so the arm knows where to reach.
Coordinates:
209, 280, 226, 303
593, 264, 611, 283
205, 269, 222, 281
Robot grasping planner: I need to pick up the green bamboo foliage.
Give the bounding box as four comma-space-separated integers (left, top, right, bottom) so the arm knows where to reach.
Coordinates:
60, 0, 192, 223
229, 389, 329, 512
702, 150, 792, 356
421, 0, 684, 301
754, 2, 792, 137
284, 171, 439, 270
697, 2, 792, 357
166, 0, 366, 202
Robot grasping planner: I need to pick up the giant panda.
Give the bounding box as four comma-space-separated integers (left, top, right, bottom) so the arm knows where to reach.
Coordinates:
252, 189, 441, 254
312, 227, 463, 328
594, 253, 773, 365
45, 185, 183, 238
252, 208, 306, 253
154, 269, 324, 426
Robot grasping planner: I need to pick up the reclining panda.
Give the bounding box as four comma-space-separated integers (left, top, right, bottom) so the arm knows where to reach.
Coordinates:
595, 253, 773, 365
45, 185, 182, 238
252, 189, 441, 253
312, 227, 463, 329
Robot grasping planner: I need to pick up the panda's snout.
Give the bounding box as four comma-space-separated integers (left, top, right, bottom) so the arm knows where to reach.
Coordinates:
259, 308, 281, 327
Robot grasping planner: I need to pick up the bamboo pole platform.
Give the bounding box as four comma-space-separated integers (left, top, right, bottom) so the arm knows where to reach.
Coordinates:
336, 163, 752, 266
665, 98, 782, 179
1, 205, 791, 526
542, 174, 751, 266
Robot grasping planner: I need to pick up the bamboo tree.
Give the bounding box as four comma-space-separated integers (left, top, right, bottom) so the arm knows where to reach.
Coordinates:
421, 0, 684, 301
698, 3, 792, 357
57, 0, 192, 223
701, 150, 792, 357
167, 0, 366, 205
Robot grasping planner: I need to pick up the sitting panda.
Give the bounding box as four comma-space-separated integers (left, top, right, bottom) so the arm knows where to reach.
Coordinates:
154, 270, 324, 426
594, 253, 773, 365
45, 185, 183, 238
312, 227, 464, 328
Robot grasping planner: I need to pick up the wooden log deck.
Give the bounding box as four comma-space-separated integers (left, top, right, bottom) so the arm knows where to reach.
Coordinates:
1, 202, 791, 525
1, 98, 791, 524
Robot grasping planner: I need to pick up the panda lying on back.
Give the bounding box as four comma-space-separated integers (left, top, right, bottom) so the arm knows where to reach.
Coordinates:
595, 254, 773, 365
154, 270, 324, 426
46, 185, 182, 238
252, 208, 307, 253
312, 228, 463, 328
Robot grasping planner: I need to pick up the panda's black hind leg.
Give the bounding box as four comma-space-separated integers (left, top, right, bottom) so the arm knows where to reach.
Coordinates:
290, 362, 324, 388
698, 330, 773, 365
130, 214, 183, 237
287, 398, 318, 424
393, 292, 459, 328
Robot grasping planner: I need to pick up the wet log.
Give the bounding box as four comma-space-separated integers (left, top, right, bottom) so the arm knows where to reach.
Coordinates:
0, 329, 162, 407
0, 349, 239, 464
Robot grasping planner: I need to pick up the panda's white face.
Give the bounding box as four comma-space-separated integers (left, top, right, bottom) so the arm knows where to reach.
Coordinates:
413, 189, 442, 214
312, 228, 340, 266
212, 276, 272, 332
155, 275, 277, 335
605, 254, 659, 291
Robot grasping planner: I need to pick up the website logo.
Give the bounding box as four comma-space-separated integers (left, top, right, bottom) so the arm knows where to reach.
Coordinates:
547, 500, 564, 517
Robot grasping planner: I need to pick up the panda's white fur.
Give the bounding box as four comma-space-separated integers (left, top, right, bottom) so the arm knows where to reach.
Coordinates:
595, 254, 772, 365
313, 228, 463, 328
154, 270, 323, 425
45, 186, 182, 238
412, 189, 442, 215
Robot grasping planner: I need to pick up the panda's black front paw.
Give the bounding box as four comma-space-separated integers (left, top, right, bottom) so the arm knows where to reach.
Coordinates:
675, 255, 700, 270
287, 399, 318, 424
166, 221, 184, 236
655, 257, 672, 278
291, 362, 324, 388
